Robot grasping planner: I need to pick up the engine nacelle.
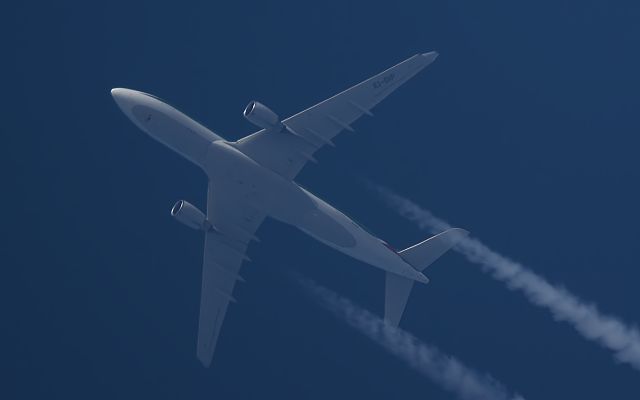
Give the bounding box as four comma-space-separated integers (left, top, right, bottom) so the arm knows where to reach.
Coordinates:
170, 200, 210, 230
243, 101, 283, 131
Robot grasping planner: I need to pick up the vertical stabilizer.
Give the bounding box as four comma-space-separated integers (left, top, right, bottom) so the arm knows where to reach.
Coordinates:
384, 273, 415, 326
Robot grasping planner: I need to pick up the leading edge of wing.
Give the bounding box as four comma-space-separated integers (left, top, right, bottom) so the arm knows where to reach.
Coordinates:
282, 51, 439, 126
233, 51, 439, 180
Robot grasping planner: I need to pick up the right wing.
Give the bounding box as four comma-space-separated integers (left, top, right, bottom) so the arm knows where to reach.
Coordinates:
197, 181, 265, 367
235, 52, 439, 180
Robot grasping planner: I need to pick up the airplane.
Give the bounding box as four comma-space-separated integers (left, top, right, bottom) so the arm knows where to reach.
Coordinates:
111, 52, 467, 367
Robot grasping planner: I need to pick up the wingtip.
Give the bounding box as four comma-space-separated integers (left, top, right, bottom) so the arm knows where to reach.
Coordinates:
197, 353, 212, 368
421, 51, 439, 60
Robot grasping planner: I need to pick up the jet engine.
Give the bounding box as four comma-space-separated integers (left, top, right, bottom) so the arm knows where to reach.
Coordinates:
171, 200, 211, 231
243, 101, 284, 131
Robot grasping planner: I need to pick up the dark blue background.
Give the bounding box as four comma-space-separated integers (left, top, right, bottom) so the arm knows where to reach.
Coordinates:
4, 1, 640, 398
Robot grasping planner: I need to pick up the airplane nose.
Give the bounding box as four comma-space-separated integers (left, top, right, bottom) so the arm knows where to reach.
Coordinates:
111, 87, 138, 116
111, 87, 123, 104
111, 87, 127, 105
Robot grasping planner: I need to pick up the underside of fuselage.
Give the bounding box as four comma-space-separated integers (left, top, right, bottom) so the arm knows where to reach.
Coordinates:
203, 140, 428, 283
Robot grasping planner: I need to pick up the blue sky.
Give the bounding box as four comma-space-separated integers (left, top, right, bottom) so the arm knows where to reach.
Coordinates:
4, 1, 640, 399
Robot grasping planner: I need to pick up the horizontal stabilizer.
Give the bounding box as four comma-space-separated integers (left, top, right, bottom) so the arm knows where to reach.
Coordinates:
398, 228, 468, 271
384, 228, 468, 326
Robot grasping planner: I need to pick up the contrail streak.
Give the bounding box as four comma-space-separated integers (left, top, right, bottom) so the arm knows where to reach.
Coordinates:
374, 185, 640, 371
297, 276, 525, 400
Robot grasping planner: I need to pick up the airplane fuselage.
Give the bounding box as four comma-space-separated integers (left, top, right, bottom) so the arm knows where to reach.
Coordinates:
206, 139, 428, 282
112, 88, 427, 283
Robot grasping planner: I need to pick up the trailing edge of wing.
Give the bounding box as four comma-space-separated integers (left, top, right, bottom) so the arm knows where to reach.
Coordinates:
197, 181, 266, 367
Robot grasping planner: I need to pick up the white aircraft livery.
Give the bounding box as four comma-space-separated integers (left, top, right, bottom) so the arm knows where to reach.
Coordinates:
112, 52, 467, 367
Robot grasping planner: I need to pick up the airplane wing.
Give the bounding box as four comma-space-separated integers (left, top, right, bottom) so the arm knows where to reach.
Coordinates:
197, 181, 265, 367
234, 52, 439, 180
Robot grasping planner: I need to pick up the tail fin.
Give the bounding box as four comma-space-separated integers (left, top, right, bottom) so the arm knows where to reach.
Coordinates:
384, 228, 468, 326
384, 273, 416, 326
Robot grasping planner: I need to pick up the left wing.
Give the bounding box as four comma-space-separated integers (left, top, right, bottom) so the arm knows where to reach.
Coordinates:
234, 52, 438, 180
197, 181, 265, 366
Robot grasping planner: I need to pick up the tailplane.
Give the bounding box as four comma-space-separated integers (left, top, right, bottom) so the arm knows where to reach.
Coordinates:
384, 228, 468, 326
398, 228, 469, 271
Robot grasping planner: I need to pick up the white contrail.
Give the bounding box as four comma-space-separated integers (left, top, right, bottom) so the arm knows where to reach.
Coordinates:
374, 185, 640, 371
297, 276, 525, 400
